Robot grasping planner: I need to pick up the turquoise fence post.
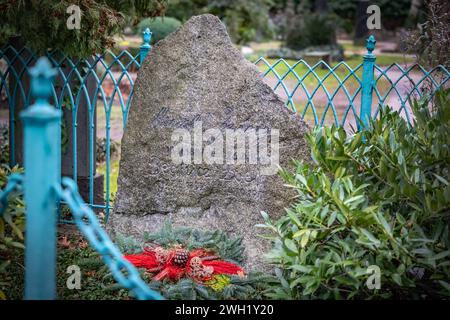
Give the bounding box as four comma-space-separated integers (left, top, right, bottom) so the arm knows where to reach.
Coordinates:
21, 57, 61, 299
140, 28, 152, 64
359, 35, 377, 129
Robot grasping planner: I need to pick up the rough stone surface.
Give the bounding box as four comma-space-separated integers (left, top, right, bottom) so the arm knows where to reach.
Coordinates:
108, 14, 310, 271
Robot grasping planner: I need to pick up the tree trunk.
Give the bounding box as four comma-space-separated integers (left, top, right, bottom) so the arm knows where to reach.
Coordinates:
409, 0, 423, 19
315, 0, 329, 14
354, 0, 370, 43
407, 0, 423, 26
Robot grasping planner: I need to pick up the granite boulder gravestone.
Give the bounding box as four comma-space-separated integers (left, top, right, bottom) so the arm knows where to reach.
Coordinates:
109, 14, 310, 270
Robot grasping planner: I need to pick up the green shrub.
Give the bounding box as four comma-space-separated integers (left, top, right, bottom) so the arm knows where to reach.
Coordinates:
262, 89, 450, 299
136, 17, 182, 44
0, 165, 25, 300
166, 0, 274, 44
285, 13, 336, 50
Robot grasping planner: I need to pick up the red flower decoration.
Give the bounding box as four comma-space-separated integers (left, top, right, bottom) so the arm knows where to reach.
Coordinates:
125, 246, 244, 282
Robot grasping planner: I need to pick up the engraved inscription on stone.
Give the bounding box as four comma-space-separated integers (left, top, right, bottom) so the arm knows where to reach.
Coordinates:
109, 14, 310, 270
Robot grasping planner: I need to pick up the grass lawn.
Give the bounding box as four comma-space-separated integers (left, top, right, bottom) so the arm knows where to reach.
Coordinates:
256, 57, 364, 88
98, 159, 120, 203
340, 41, 365, 52
255, 54, 415, 82
247, 40, 282, 55
96, 102, 123, 204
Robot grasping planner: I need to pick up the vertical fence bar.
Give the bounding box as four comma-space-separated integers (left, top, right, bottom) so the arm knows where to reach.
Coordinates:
8, 97, 15, 167
359, 35, 377, 129
140, 28, 152, 65
21, 57, 61, 299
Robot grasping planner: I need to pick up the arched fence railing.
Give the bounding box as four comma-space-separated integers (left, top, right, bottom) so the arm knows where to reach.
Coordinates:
1, 32, 449, 225
0, 29, 152, 222
0, 57, 163, 300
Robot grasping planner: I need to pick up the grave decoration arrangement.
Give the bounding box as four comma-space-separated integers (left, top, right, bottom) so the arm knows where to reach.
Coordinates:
115, 221, 269, 299
125, 245, 245, 282
110, 14, 309, 272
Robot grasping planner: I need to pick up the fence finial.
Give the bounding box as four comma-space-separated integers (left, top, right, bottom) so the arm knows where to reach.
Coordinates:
29, 57, 56, 102
366, 35, 376, 56
140, 27, 153, 64
359, 35, 377, 130
143, 27, 152, 45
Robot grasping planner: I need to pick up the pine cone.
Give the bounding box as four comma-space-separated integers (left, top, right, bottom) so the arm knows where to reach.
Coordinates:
172, 249, 190, 266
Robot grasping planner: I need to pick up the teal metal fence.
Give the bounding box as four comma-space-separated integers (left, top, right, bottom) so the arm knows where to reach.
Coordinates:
0, 56, 163, 300
1, 33, 449, 225
255, 36, 449, 128
0, 29, 153, 222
